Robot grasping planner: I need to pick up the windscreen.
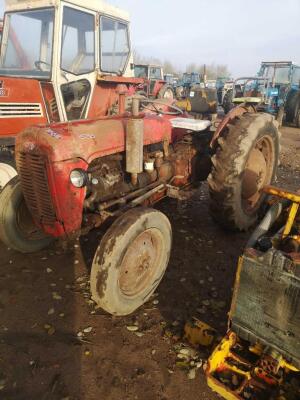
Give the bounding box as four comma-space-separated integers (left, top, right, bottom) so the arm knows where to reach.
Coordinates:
100, 16, 130, 73
260, 65, 291, 84
0, 8, 54, 78
134, 65, 148, 78
61, 7, 95, 75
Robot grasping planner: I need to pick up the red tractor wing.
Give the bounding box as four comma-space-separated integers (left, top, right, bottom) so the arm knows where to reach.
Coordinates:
0, 77, 48, 138
15, 114, 174, 237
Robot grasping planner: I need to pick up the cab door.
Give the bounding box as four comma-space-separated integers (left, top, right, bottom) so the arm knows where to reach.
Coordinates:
54, 3, 97, 121
149, 67, 163, 96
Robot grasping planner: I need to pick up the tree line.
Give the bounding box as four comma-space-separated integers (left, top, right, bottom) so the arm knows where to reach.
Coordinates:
133, 51, 231, 80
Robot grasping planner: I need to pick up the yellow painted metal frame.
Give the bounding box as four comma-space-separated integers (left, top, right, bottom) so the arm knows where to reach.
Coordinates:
264, 185, 300, 238
207, 331, 299, 400
207, 190, 300, 400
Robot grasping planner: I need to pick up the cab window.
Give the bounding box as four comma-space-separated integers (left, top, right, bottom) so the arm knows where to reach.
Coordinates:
292, 67, 300, 86
100, 16, 129, 73
149, 67, 162, 80
61, 7, 95, 75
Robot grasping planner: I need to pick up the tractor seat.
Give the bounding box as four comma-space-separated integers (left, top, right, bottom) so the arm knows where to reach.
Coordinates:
170, 118, 211, 131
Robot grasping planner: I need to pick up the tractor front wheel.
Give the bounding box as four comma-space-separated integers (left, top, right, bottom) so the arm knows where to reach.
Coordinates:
208, 113, 280, 231
0, 161, 17, 191
90, 207, 172, 316
0, 176, 53, 253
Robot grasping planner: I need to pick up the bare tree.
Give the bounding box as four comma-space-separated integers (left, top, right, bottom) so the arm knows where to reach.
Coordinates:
133, 50, 231, 80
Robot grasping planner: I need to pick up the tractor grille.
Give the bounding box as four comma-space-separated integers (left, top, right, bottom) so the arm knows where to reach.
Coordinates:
0, 103, 43, 118
17, 152, 57, 225
49, 98, 58, 115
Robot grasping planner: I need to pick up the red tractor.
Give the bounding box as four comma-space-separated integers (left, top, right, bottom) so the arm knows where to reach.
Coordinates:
0, 97, 280, 315
0, 0, 281, 317
134, 64, 175, 100
0, 0, 143, 190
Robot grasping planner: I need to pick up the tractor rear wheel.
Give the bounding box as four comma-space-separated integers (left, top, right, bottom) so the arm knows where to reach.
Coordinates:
285, 91, 300, 125
208, 113, 280, 231
90, 207, 172, 316
296, 110, 300, 128
158, 85, 174, 100
0, 176, 53, 253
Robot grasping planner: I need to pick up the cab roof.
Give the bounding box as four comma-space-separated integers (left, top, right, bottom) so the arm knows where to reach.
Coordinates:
261, 61, 300, 68
135, 64, 163, 69
5, 0, 130, 22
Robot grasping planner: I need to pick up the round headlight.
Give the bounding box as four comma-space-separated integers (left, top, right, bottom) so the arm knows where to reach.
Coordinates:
70, 169, 87, 188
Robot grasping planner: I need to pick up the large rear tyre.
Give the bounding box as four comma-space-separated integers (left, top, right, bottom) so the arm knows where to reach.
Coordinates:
208, 113, 280, 231
285, 91, 300, 124
90, 207, 172, 316
222, 89, 234, 114
0, 176, 53, 253
158, 84, 174, 100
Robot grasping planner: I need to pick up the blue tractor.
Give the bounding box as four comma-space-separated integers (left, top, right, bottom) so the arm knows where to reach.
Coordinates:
224, 61, 300, 126
175, 72, 201, 98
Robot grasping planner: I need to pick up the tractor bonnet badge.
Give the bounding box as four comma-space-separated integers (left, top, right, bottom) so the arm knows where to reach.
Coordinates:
0, 81, 9, 97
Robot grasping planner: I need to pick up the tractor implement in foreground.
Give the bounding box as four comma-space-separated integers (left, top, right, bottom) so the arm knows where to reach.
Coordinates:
206, 185, 300, 400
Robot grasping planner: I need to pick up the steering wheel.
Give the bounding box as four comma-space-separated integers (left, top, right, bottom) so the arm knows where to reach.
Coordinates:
140, 98, 184, 116
35, 60, 51, 71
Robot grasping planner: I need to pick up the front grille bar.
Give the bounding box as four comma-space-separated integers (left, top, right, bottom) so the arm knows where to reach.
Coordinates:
17, 152, 56, 225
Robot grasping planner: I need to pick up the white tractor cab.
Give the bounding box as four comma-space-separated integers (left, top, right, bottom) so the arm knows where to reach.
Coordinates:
0, 0, 140, 190
0, 20, 3, 42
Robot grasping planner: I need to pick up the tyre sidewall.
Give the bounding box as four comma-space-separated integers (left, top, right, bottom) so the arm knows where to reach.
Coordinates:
227, 113, 279, 227
0, 177, 52, 253
91, 208, 172, 316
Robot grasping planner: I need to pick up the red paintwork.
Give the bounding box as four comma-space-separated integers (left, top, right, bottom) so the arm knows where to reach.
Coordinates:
210, 105, 252, 148
88, 82, 137, 119
40, 82, 60, 123
0, 76, 142, 140
97, 75, 144, 85
16, 113, 183, 238
151, 80, 166, 97
0, 77, 48, 137
137, 79, 166, 98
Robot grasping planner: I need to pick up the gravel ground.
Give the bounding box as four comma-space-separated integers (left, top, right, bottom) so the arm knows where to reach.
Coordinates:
0, 126, 299, 400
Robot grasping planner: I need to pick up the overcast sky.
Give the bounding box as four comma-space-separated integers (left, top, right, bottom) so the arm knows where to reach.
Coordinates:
1, 0, 299, 76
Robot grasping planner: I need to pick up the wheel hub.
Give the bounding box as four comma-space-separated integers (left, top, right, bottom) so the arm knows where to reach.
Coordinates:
0, 163, 17, 190
119, 229, 162, 297
242, 148, 267, 199
242, 135, 275, 212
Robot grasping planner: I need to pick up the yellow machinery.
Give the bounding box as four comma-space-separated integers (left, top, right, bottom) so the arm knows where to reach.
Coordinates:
206, 186, 300, 400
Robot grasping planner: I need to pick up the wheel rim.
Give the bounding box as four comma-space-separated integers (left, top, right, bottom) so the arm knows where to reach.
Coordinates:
241, 135, 275, 213
0, 163, 17, 190
118, 228, 163, 298
16, 198, 46, 241
163, 89, 174, 99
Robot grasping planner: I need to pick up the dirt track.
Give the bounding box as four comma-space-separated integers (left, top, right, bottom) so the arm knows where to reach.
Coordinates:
0, 127, 299, 400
